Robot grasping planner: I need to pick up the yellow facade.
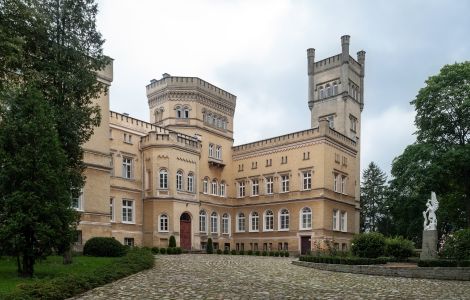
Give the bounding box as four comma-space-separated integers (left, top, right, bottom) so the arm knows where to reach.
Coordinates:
77, 36, 364, 254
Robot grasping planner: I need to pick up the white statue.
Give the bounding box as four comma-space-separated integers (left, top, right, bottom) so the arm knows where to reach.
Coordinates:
423, 192, 439, 231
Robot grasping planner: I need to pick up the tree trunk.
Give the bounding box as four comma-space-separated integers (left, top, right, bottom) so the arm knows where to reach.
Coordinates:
20, 254, 34, 278
63, 248, 73, 265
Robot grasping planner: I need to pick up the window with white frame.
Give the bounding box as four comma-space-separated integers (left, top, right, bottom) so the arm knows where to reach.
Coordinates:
264, 210, 274, 231
238, 181, 245, 198
341, 176, 347, 194
203, 178, 208, 194
187, 172, 194, 192
279, 209, 289, 230
110, 198, 114, 221
222, 213, 229, 234
123, 133, 132, 144
124, 237, 134, 247
159, 169, 168, 189
350, 115, 357, 132
208, 143, 214, 157
302, 171, 312, 190
250, 212, 259, 232
281, 174, 289, 192
333, 173, 340, 192
319, 87, 324, 99
219, 182, 225, 197
211, 180, 218, 195
122, 199, 134, 223
333, 83, 338, 95
183, 106, 189, 119
71, 189, 84, 211
237, 213, 245, 232
211, 212, 218, 233
332, 209, 340, 230
251, 179, 259, 196
199, 210, 207, 233
326, 84, 331, 97
159, 214, 169, 232
300, 207, 312, 230
266, 177, 273, 194
340, 211, 347, 232
215, 146, 222, 160
176, 170, 183, 191
176, 106, 182, 118
122, 157, 133, 179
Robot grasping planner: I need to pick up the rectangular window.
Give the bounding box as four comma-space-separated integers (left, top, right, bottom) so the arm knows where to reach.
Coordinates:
123, 133, 132, 144
327, 115, 334, 129
302, 171, 312, 190
350, 115, 357, 132
342, 156, 348, 166
303, 152, 310, 160
281, 156, 288, 164
333, 173, 339, 192
333, 209, 339, 231
266, 177, 274, 194
251, 179, 259, 196
222, 216, 229, 234
211, 181, 217, 195
281, 175, 289, 192
124, 238, 134, 247
266, 159, 272, 167
219, 183, 225, 197
110, 198, 114, 222
251, 161, 257, 169
341, 176, 347, 194
238, 181, 245, 198
122, 157, 132, 179
71, 189, 84, 211
340, 211, 347, 232
238, 164, 244, 172
187, 175, 194, 192
122, 199, 134, 223
203, 179, 208, 194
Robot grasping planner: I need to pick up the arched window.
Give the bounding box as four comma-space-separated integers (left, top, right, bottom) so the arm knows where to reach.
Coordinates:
183, 106, 190, 118
159, 169, 168, 189
300, 207, 312, 230
203, 177, 209, 194
319, 87, 324, 99
207, 114, 212, 124
250, 212, 259, 232
199, 210, 207, 233
159, 214, 169, 232
279, 209, 289, 230
209, 143, 214, 157
237, 213, 245, 232
176, 170, 183, 191
264, 210, 274, 231
333, 83, 338, 95
211, 179, 218, 195
222, 213, 229, 234
215, 146, 221, 160
176, 106, 182, 118
219, 181, 226, 197
187, 172, 194, 193
326, 84, 332, 97
211, 212, 218, 233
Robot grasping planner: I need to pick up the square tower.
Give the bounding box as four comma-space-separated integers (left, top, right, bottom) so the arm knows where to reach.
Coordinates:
307, 35, 365, 141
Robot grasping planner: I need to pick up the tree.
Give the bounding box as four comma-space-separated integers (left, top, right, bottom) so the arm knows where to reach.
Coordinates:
360, 162, 388, 232
388, 62, 470, 242
0, 0, 109, 266
0, 84, 78, 277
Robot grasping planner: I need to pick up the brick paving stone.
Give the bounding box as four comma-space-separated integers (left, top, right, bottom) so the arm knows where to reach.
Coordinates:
72, 254, 470, 300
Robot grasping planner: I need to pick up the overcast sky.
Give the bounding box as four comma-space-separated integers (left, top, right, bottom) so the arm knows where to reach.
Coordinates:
96, 0, 470, 178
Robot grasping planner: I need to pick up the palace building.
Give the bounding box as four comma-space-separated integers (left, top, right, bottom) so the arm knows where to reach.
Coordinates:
76, 35, 365, 254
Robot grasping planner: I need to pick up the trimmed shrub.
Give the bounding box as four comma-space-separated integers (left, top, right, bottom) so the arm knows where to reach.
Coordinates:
385, 236, 415, 259
160, 247, 167, 254
7, 248, 154, 300
151, 247, 159, 254
440, 229, 470, 260
169, 235, 176, 248
247, 250, 253, 255
217, 249, 223, 254
175, 247, 182, 254
274, 251, 280, 257
299, 255, 387, 265
268, 251, 274, 256
83, 237, 126, 257
262, 251, 268, 256
231, 250, 237, 255
239, 250, 245, 255
351, 232, 386, 258
418, 259, 460, 267
284, 251, 290, 257
255, 251, 260, 256
280, 251, 285, 257
207, 238, 214, 254
223, 249, 229, 255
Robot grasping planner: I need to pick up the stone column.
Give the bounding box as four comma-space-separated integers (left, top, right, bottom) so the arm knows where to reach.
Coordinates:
420, 230, 438, 260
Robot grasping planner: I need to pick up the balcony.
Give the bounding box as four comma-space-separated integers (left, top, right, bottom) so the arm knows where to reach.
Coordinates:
208, 157, 225, 168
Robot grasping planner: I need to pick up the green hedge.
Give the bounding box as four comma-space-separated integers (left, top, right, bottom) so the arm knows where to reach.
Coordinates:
83, 237, 127, 257
299, 255, 387, 265
440, 229, 470, 260
351, 232, 386, 258
5, 248, 154, 300
384, 236, 415, 259
418, 259, 470, 267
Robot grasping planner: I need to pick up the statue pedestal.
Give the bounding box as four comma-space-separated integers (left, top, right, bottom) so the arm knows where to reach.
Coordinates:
420, 230, 438, 260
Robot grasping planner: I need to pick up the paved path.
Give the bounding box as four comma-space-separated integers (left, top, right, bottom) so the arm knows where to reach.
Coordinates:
74, 254, 470, 299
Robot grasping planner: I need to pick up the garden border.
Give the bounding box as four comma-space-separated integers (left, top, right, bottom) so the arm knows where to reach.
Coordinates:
292, 261, 470, 281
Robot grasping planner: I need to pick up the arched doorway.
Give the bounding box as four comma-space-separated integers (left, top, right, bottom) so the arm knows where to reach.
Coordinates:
180, 213, 191, 250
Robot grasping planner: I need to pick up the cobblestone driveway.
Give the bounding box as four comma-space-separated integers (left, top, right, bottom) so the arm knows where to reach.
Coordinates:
74, 254, 470, 299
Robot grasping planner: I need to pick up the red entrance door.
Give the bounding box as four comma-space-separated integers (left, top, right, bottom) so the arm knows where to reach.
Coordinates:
300, 236, 311, 255
180, 213, 191, 250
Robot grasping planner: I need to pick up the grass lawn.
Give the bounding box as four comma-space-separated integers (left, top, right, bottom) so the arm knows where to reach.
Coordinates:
0, 255, 118, 295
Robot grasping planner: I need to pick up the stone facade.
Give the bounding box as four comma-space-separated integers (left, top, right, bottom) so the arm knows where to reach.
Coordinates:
76, 36, 365, 254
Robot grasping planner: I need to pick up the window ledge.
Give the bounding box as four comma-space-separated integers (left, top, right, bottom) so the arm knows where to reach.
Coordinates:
122, 221, 136, 225
299, 227, 312, 231
158, 230, 169, 233
278, 228, 289, 232
263, 229, 274, 232
249, 230, 259, 233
